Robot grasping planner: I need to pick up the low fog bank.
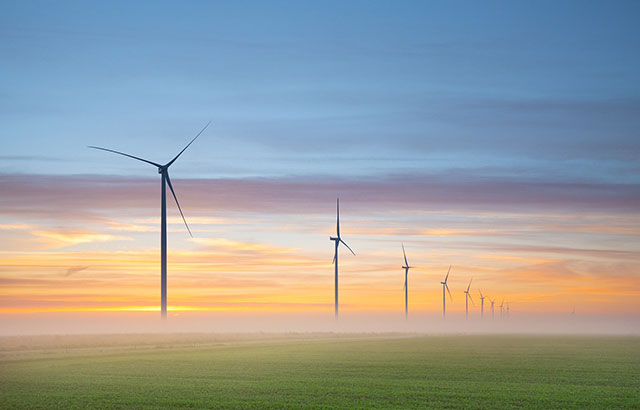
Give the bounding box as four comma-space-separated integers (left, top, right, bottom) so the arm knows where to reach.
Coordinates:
1, 311, 637, 336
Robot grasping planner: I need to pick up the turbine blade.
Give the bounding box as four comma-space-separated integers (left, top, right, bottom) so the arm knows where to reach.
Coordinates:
402, 243, 408, 266
336, 198, 340, 238
466, 277, 472, 293
444, 265, 451, 283
165, 172, 192, 237
332, 251, 336, 264
469, 292, 475, 306
340, 238, 355, 256
166, 120, 211, 167
88, 146, 161, 167
446, 283, 453, 301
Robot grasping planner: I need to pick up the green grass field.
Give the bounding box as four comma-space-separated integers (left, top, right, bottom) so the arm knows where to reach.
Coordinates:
1, 334, 638, 409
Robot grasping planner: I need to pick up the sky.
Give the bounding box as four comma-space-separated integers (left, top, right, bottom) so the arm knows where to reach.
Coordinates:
1, 1, 639, 333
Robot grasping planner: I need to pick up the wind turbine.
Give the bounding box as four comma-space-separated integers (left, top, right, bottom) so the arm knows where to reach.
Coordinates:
89, 121, 210, 319
490, 298, 495, 319
329, 198, 355, 319
499, 298, 505, 319
440, 266, 452, 318
479, 291, 486, 319
464, 278, 474, 320
506, 302, 510, 319
401, 243, 413, 319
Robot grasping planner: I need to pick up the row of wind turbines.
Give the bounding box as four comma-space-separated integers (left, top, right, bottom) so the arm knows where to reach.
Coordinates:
330, 198, 511, 320
91, 122, 512, 320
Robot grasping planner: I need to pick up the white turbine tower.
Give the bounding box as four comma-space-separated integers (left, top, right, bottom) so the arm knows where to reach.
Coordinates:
479, 291, 486, 319
329, 198, 355, 319
89, 121, 210, 319
401, 244, 413, 319
464, 278, 474, 320
441, 266, 452, 318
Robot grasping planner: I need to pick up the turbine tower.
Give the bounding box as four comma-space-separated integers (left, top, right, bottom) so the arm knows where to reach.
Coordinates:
89, 121, 210, 319
329, 198, 355, 319
506, 302, 510, 319
499, 299, 505, 319
440, 266, 452, 318
401, 243, 412, 319
479, 291, 486, 319
464, 278, 474, 320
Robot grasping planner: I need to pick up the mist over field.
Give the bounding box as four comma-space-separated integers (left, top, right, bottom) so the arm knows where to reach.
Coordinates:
1, 311, 637, 336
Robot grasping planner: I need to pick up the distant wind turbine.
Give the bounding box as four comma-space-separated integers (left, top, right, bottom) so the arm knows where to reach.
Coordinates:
490, 298, 495, 319
464, 278, 474, 320
330, 198, 355, 319
401, 243, 413, 319
479, 291, 486, 319
506, 302, 510, 319
89, 121, 210, 319
441, 266, 452, 318
499, 298, 505, 319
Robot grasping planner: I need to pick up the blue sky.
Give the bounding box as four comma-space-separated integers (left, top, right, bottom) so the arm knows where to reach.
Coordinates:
1, 2, 639, 320
1, 1, 638, 181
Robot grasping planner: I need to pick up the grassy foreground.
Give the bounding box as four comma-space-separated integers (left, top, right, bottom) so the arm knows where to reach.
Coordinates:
0, 334, 638, 409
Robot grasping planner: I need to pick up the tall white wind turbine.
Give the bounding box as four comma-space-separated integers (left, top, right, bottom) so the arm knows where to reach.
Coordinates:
441, 266, 452, 318
464, 278, 474, 320
89, 121, 210, 319
499, 299, 505, 319
401, 244, 413, 318
329, 198, 355, 319
479, 291, 486, 319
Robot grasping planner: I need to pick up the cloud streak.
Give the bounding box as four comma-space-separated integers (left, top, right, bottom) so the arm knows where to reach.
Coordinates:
1, 173, 638, 219
65, 265, 89, 277
31, 230, 131, 248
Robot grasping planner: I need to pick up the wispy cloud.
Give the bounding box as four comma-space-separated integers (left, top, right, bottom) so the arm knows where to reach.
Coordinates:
31, 230, 131, 248
0, 223, 33, 230
65, 265, 89, 277
1, 173, 638, 218
190, 237, 294, 255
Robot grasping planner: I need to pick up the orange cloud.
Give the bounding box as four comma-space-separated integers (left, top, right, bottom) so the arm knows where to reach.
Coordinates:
190, 237, 295, 255
0, 223, 33, 230
31, 230, 131, 248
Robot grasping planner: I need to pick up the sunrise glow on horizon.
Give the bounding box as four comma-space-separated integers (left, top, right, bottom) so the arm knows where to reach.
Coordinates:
1, 173, 637, 317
